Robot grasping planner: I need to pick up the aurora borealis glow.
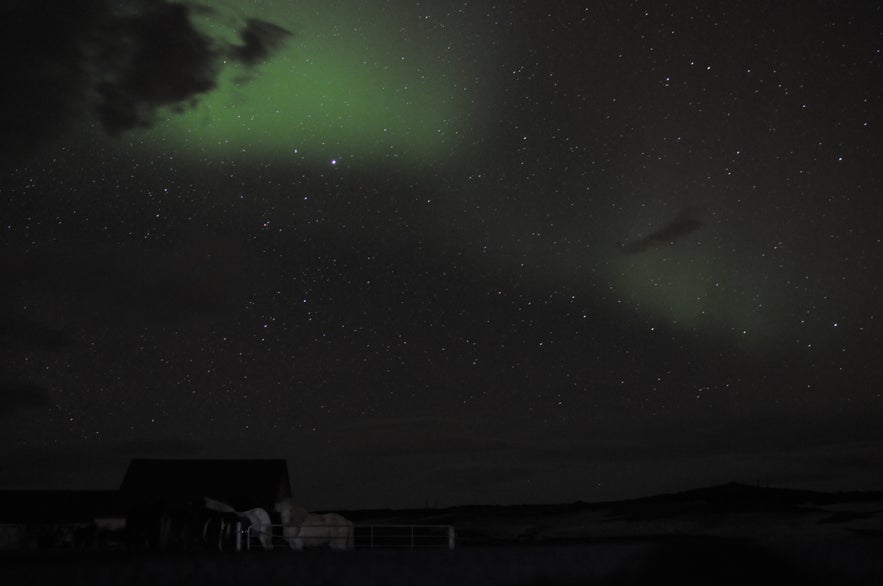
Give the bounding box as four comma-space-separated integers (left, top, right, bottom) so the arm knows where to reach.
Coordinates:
2, 0, 881, 509
127, 0, 484, 165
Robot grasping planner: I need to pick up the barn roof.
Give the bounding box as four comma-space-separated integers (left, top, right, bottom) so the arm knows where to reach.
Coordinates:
119, 459, 291, 512
0, 490, 123, 523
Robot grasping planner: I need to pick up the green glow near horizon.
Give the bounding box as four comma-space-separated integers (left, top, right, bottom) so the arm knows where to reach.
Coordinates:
129, 1, 473, 165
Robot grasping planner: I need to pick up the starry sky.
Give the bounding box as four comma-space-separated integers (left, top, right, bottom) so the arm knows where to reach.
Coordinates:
1, 0, 881, 509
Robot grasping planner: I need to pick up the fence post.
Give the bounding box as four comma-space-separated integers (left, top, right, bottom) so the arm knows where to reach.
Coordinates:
447, 526, 455, 550
235, 521, 242, 552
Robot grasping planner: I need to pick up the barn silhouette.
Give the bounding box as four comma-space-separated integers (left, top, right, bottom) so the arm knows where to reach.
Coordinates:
0, 459, 293, 551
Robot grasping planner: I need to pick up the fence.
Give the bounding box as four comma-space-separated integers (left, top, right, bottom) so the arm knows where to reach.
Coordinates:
355, 525, 455, 550
246, 524, 455, 551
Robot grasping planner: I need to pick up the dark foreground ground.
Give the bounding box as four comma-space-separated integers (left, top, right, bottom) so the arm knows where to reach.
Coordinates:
2, 537, 881, 586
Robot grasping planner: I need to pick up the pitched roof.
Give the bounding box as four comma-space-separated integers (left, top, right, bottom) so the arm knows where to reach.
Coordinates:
119, 459, 291, 511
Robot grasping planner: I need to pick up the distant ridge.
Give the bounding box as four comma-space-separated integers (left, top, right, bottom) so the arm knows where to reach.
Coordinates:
627, 482, 883, 507
339, 482, 883, 520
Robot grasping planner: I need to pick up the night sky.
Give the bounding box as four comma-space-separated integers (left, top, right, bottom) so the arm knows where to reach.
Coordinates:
1, 0, 881, 510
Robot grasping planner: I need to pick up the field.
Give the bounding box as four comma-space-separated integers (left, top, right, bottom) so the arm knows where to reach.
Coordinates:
3, 535, 882, 585
3, 483, 883, 585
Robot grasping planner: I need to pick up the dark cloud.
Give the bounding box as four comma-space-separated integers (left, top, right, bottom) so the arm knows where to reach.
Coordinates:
426, 463, 537, 491
94, 0, 220, 135
0, 438, 200, 488
231, 18, 293, 65
338, 417, 522, 458
0, 0, 292, 162
0, 381, 51, 417
0, 317, 74, 351
0, 1, 97, 164
619, 207, 703, 254
110, 437, 202, 457
1, 241, 242, 324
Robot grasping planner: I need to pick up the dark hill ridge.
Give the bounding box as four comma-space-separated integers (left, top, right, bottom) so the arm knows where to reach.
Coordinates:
336, 482, 883, 544
635, 482, 883, 507
339, 482, 883, 522
603, 482, 883, 521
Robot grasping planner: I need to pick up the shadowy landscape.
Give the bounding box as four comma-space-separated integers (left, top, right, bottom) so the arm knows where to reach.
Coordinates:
3, 483, 882, 585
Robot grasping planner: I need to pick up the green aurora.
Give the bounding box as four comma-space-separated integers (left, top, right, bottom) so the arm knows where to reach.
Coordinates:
125, 0, 479, 165
93, 1, 852, 352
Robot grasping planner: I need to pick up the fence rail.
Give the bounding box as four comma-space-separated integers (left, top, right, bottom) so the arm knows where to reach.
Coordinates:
246, 524, 455, 551
355, 525, 455, 550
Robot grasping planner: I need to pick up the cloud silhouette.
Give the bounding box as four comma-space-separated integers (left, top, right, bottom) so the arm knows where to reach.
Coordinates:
231, 18, 293, 66
619, 208, 703, 254
0, 317, 74, 351
1, 241, 245, 325
0, 381, 51, 417
110, 437, 202, 457
93, 1, 221, 135
0, 0, 292, 162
